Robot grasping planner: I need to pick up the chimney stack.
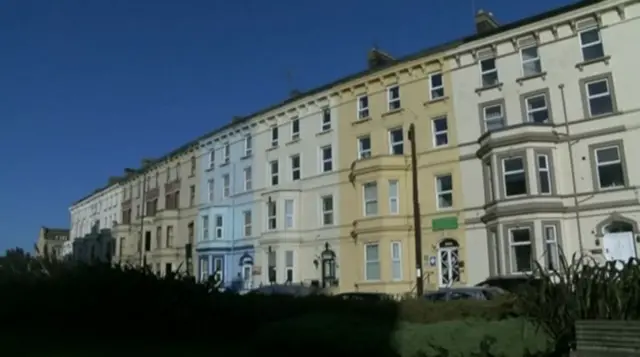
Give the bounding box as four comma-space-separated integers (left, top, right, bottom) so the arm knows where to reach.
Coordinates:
367, 48, 395, 69
475, 9, 499, 34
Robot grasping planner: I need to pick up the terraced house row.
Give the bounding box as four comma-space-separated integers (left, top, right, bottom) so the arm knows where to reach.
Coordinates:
66, 0, 640, 294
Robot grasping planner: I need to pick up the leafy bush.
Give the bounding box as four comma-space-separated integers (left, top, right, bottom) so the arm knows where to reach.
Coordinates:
398, 295, 519, 324
513, 254, 640, 355
395, 318, 550, 357
0, 252, 539, 356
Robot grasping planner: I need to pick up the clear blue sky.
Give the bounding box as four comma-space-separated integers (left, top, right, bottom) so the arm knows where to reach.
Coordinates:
0, 0, 569, 252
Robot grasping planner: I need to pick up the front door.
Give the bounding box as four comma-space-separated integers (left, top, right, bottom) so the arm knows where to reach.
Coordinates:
438, 247, 460, 287
603, 232, 636, 269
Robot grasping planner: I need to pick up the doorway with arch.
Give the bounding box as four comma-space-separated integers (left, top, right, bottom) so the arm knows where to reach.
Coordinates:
596, 214, 638, 268
437, 238, 461, 288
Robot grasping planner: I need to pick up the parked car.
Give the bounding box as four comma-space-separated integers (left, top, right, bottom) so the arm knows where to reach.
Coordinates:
248, 283, 326, 297
423, 286, 505, 301
475, 275, 542, 294
334, 292, 393, 301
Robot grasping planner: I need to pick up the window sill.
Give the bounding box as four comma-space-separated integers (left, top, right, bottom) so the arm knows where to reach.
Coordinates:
475, 82, 503, 94
352, 117, 372, 126
266, 146, 279, 152
516, 72, 547, 84
587, 110, 622, 121
286, 138, 301, 146
381, 108, 404, 118
188, 174, 195, 179
316, 129, 333, 137
219, 162, 230, 168
424, 96, 449, 106
575, 55, 611, 70
240, 154, 252, 160
205, 167, 215, 172
595, 184, 628, 192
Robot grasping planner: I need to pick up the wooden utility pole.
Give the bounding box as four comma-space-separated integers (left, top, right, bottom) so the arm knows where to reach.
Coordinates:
408, 123, 424, 297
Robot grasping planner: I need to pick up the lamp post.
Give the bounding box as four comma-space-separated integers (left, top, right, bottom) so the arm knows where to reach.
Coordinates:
408, 123, 424, 297
320, 242, 336, 288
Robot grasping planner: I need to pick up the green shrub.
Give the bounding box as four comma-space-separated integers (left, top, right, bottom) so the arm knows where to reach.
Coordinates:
395, 318, 550, 357
514, 254, 640, 355
397, 295, 519, 324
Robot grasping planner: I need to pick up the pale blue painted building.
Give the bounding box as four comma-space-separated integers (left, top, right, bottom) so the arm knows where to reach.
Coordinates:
196, 121, 259, 291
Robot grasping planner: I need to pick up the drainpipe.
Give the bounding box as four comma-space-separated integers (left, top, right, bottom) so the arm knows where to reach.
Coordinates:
558, 84, 584, 253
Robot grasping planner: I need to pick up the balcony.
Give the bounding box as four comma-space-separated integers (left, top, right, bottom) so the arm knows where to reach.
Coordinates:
349, 155, 408, 182
476, 123, 557, 159
481, 196, 565, 223
351, 215, 411, 239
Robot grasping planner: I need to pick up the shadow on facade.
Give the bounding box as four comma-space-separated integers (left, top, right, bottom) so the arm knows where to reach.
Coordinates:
67, 222, 115, 264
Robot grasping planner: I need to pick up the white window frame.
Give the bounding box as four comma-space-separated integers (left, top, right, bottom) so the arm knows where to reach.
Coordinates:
364, 243, 380, 281
202, 215, 209, 240
213, 257, 224, 281
199, 258, 209, 282
503, 157, 527, 197
391, 241, 402, 281
520, 45, 542, 77
223, 143, 230, 163
537, 154, 551, 194
579, 27, 604, 61
435, 174, 453, 210
270, 160, 279, 186
209, 150, 216, 169
321, 145, 333, 173
525, 94, 549, 123
244, 135, 252, 156
387, 85, 401, 111
243, 210, 252, 237
357, 95, 369, 119
284, 199, 294, 229
358, 135, 371, 159
214, 215, 223, 239
321, 195, 334, 226
508, 227, 533, 274
388, 128, 404, 155
290, 154, 301, 181
363, 182, 378, 217
291, 118, 300, 141
543, 224, 559, 271
243, 167, 252, 191
271, 126, 278, 147
585, 78, 613, 117
594, 145, 624, 189
267, 201, 277, 231
432, 116, 448, 148
483, 103, 505, 132
321, 107, 331, 131
222, 174, 230, 198
207, 179, 214, 202
479, 57, 499, 87
388, 180, 399, 214
429, 72, 444, 100
285, 250, 294, 283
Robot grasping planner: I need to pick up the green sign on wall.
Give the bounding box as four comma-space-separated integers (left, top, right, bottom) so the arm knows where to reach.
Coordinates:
432, 216, 458, 231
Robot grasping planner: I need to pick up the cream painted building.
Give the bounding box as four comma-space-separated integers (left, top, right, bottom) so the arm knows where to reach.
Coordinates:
249, 92, 342, 287
451, 0, 640, 284
112, 145, 200, 276
334, 48, 467, 294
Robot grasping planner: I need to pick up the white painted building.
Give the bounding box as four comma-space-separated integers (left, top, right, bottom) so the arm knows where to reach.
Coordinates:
449, 0, 640, 284
66, 180, 123, 260
252, 93, 342, 286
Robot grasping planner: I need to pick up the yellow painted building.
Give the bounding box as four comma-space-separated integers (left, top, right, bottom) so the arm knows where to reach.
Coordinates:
334, 48, 467, 294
